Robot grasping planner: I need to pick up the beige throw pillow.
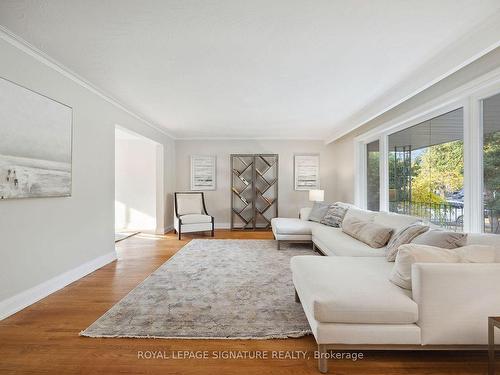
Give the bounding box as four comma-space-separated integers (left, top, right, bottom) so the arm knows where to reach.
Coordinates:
385, 223, 429, 262
411, 229, 467, 248
390, 244, 497, 289
342, 216, 393, 248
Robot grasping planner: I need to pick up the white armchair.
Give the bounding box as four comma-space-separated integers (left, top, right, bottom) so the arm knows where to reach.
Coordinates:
174, 192, 214, 240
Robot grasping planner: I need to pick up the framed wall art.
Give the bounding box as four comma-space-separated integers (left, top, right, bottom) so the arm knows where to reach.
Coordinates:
294, 154, 320, 190
190, 155, 216, 191
0, 77, 72, 200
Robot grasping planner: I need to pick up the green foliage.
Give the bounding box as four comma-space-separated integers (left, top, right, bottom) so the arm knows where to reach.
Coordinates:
387, 128, 499, 233
411, 175, 444, 204
411, 140, 464, 203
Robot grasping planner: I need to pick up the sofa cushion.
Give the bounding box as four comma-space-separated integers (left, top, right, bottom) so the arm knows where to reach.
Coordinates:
386, 223, 430, 261
334, 201, 357, 209
271, 218, 313, 235
312, 225, 386, 256
374, 211, 422, 232
342, 216, 393, 248
180, 214, 212, 224
466, 233, 500, 252
299, 207, 312, 221
308, 202, 331, 222
291, 256, 418, 324
390, 243, 498, 290
390, 244, 461, 289
343, 207, 377, 222
320, 204, 347, 227
411, 229, 467, 248
457, 245, 498, 263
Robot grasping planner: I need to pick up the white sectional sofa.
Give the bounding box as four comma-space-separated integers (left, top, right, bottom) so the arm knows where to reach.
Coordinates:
272, 205, 420, 255
271, 204, 500, 373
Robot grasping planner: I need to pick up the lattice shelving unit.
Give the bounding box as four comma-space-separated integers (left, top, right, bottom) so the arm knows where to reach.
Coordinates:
230, 154, 278, 230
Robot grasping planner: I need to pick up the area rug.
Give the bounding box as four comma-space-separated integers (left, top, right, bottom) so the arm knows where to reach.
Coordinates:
80, 239, 315, 339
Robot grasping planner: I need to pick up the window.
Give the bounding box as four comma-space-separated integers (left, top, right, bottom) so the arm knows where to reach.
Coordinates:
388, 108, 464, 231
482, 92, 500, 234
366, 140, 380, 211
355, 73, 500, 234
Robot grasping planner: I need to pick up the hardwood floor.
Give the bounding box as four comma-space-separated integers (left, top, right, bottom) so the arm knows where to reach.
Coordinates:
0, 230, 492, 374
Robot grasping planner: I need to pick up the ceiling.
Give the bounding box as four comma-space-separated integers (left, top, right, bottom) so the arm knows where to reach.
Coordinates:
0, 1, 499, 141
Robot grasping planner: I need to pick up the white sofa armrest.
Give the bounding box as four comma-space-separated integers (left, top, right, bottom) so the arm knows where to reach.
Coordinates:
299, 207, 312, 221
412, 263, 500, 345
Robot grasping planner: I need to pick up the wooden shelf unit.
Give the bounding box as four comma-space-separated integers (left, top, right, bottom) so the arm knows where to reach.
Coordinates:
230, 154, 278, 230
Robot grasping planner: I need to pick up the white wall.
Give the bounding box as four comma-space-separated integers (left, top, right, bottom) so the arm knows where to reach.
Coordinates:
0, 36, 175, 314
115, 135, 158, 232
175, 140, 335, 226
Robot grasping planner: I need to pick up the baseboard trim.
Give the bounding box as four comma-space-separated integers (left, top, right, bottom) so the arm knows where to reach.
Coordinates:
159, 225, 174, 234
0, 251, 117, 321
215, 223, 231, 229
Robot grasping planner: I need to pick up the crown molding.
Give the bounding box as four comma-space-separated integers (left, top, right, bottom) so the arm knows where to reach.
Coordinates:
325, 11, 500, 144
175, 136, 324, 141
0, 25, 177, 140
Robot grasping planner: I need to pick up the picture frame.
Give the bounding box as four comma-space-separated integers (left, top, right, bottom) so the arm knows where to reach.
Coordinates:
294, 154, 320, 190
190, 155, 216, 191
0, 76, 73, 200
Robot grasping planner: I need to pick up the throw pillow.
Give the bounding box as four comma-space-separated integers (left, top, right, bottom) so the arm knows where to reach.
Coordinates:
343, 207, 377, 222
320, 204, 347, 227
389, 244, 497, 289
411, 229, 467, 249
308, 202, 331, 223
389, 244, 460, 289
342, 216, 393, 248
375, 211, 422, 232
385, 223, 430, 262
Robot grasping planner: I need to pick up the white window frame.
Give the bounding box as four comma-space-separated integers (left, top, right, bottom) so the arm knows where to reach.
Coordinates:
354, 67, 500, 234
470, 83, 500, 232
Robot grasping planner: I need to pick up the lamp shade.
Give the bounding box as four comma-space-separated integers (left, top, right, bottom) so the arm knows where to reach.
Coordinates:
309, 189, 324, 202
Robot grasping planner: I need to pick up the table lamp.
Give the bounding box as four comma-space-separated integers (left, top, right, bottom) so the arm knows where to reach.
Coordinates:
309, 189, 324, 202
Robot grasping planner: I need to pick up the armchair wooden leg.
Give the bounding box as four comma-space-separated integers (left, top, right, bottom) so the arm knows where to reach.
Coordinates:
295, 289, 300, 303
318, 344, 328, 373
211, 219, 215, 237
178, 226, 181, 240
277, 240, 281, 250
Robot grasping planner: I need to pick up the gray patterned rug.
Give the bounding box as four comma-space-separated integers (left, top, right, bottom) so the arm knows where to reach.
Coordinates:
80, 239, 315, 339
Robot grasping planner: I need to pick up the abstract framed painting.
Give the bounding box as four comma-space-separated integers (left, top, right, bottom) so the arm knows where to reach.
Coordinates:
190, 155, 216, 191
294, 154, 320, 191
0, 77, 72, 200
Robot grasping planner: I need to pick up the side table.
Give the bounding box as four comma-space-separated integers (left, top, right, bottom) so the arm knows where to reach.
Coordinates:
489, 317, 500, 375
